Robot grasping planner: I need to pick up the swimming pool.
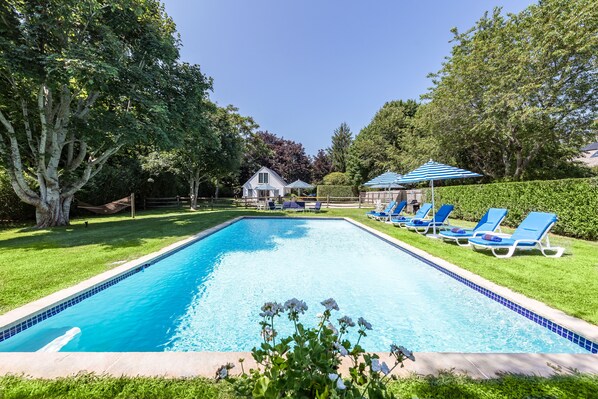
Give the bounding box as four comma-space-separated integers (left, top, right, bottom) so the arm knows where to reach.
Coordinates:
0, 218, 592, 353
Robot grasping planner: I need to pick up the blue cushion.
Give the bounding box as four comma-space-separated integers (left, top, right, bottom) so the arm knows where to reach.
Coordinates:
469, 237, 536, 247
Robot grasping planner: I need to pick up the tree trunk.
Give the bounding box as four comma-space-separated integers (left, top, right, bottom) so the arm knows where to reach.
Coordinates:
35, 191, 73, 228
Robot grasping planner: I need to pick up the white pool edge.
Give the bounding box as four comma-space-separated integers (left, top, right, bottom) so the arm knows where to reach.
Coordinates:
0, 215, 596, 378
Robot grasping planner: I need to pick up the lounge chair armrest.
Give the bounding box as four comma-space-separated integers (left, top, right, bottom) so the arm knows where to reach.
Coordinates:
512, 239, 541, 246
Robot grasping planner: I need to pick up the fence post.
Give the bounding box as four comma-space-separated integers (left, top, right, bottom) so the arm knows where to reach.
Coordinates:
211, 196, 214, 211
327, 195, 330, 208
358, 194, 361, 208
130, 193, 135, 219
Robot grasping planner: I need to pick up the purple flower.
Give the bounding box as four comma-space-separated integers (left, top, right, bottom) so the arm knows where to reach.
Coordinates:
390, 344, 415, 361
338, 316, 356, 327
327, 323, 339, 335
358, 317, 372, 330
321, 298, 339, 311
371, 358, 381, 372
215, 363, 234, 380
380, 361, 391, 375
260, 301, 283, 317
284, 298, 308, 314
333, 341, 348, 356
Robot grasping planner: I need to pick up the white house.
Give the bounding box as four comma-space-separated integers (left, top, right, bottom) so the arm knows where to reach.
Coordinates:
242, 166, 290, 198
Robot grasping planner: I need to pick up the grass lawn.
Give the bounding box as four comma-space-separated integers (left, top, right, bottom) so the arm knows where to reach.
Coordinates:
0, 207, 597, 326
1, 373, 597, 399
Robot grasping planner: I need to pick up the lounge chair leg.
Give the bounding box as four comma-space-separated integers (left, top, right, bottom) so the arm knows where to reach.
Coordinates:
492, 246, 516, 259
456, 238, 471, 247
540, 246, 565, 258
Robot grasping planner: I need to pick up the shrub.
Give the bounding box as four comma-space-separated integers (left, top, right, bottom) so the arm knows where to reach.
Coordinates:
424, 177, 598, 240
317, 185, 357, 198
221, 298, 414, 399
0, 169, 35, 223
323, 172, 350, 185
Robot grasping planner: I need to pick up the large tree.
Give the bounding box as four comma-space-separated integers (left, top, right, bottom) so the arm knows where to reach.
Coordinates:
416, 0, 597, 180
329, 122, 352, 172
0, 0, 205, 227
347, 100, 418, 185
141, 103, 247, 209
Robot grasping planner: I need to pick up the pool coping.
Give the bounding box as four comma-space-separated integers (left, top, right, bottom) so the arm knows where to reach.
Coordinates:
0, 215, 596, 378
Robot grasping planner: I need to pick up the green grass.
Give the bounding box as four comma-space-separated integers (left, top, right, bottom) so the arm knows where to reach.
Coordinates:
0, 207, 597, 325
1, 373, 597, 399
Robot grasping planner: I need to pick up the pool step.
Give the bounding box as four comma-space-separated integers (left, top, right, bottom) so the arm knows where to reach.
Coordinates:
37, 327, 81, 352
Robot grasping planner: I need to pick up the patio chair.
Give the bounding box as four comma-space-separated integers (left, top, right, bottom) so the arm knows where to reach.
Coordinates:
283, 201, 305, 212
391, 203, 432, 227
375, 200, 407, 221
366, 201, 396, 219
308, 201, 322, 212
468, 212, 564, 258
439, 208, 508, 246
267, 201, 282, 211
405, 204, 455, 234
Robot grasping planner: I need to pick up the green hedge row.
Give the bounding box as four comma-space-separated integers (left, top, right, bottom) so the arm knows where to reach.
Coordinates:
424, 177, 598, 240
316, 185, 357, 198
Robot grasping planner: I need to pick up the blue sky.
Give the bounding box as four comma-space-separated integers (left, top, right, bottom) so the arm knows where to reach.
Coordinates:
162, 0, 534, 155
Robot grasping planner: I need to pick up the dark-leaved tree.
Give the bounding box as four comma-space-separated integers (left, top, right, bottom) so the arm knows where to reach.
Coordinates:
311, 149, 332, 184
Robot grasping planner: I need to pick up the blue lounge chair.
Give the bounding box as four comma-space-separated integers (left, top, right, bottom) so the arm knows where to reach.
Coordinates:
405, 204, 454, 234
375, 200, 407, 221
308, 201, 322, 212
366, 201, 396, 219
391, 203, 432, 227
283, 201, 305, 211
468, 212, 564, 258
439, 208, 508, 246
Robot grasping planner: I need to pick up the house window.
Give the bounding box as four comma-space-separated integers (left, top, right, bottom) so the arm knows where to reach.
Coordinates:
258, 173, 269, 183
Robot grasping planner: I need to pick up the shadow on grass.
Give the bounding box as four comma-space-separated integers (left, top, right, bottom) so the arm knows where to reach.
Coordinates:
1, 209, 287, 250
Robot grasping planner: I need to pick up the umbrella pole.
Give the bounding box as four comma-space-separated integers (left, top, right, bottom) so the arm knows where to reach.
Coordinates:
431, 179, 436, 236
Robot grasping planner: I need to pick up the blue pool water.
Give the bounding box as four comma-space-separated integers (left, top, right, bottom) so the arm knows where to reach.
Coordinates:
0, 218, 589, 353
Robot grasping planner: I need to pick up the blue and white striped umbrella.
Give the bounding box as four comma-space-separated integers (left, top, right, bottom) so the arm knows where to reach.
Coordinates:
398, 160, 481, 183
398, 160, 482, 236
363, 172, 403, 188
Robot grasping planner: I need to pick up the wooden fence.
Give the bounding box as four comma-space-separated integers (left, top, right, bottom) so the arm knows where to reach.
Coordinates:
144, 197, 237, 210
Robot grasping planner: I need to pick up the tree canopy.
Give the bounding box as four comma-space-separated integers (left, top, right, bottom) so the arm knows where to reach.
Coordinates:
414, 0, 597, 181
0, 0, 211, 226
347, 100, 418, 185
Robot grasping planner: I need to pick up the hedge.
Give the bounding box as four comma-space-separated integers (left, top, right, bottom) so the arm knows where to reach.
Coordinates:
316, 185, 357, 198
424, 177, 598, 240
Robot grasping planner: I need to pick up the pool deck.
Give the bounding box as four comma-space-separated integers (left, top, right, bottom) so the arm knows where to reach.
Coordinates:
0, 216, 597, 379
0, 352, 596, 378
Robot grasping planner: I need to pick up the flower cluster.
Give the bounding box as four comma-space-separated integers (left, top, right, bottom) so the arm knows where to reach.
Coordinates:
222, 298, 415, 399
259, 301, 283, 317
284, 298, 308, 321
321, 297, 339, 311
390, 343, 415, 362
215, 362, 234, 381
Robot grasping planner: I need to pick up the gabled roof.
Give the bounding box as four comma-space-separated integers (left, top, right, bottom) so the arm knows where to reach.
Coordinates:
581, 142, 598, 151
243, 166, 288, 188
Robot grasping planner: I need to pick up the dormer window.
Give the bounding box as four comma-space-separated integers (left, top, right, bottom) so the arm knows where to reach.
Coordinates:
258, 172, 269, 183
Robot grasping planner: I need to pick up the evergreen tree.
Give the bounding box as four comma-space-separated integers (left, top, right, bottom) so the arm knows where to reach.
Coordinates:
329, 123, 353, 173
